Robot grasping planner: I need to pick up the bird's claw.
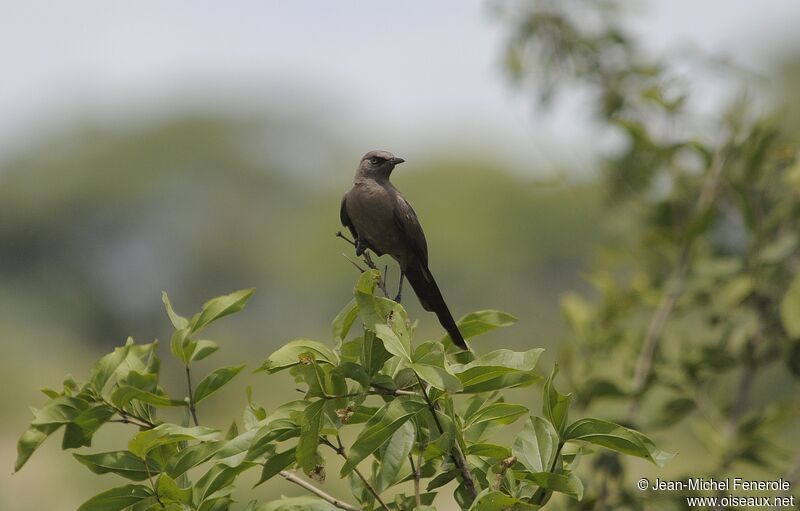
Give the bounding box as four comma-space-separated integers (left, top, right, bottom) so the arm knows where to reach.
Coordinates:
355, 239, 367, 257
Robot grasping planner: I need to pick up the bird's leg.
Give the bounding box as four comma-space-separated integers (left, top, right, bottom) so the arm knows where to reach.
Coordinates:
394, 270, 405, 303
355, 239, 368, 257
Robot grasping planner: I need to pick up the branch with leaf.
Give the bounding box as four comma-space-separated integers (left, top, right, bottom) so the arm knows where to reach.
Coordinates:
15, 270, 669, 510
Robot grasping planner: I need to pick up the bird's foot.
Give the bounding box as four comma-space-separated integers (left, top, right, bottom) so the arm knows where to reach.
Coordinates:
355, 239, 367, 257
393, 270, 405, 303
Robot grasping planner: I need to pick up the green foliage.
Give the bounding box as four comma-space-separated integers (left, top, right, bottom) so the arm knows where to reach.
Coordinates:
504, 0, 800, 508
15, 272, 667, 510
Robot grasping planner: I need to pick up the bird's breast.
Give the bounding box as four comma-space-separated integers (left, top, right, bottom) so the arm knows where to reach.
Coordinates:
346, 183, 405, 260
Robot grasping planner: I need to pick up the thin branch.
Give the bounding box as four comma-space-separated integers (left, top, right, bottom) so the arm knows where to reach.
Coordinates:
320, 436, 390, 511
185, 365, 200, 427
409, 454, 421, 506
279, 470, 362, 511
341, 253, 366, 273
143, 458, 165, 508
415, 373, 478, 499
336, 231, 357, 247
109, 418, 156, 429
370, 383, 418, 397
536, 442, 565, 505
336, 231, 389, 297
626, 146, 728, 421
103, 399, 157, 429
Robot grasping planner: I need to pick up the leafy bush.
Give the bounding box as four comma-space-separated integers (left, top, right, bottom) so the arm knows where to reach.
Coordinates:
15, 270, 669, 510
503, 0, 800, 507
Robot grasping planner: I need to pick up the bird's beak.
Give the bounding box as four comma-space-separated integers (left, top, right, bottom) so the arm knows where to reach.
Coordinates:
389, 157, 405, 165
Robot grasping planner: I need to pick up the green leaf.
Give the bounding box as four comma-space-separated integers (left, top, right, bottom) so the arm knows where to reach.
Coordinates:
542, 365, 571, 435
412, 341, 463, 392
166, 441, 224, 478
452, 349, 543, 393
74, 451, 156, 481
157, 474, 192, 505
256, 496, 339, 511
257, 340, 339, 373
62, 404, 116, 448
714, 275, 753, 311
354, 270, 413, 361
194, 463, 252, 503
194, 365, 246, 403
413, 363, 463, 393
377, 419, 415, 492
77, 484, 152, 511
781, 272, 800, 338
465, 443, 511, 459
332, 298, 359, 342
91, 339, 160, 393
170, 329, 192, 365
757, 233, 797, 264
15, 423, 60, 472
15, 395, 93, 470
296, 400, 325, 474
361, 331, 392, 376
256, 447, 297, 487
442, 310, 517, 346
111, 386, 183, 408
513, 416, 559, 473
468, 490, 540, 510
89, 343, 132, 393
162, 291, 189, 330
564, 418, 673, 466
191, 340, 220, 362
189, 288, 255, 333
465, 403, 527, 430
129, 424, 220, 459
341, 398, 427, 476
527, 471, 584, 500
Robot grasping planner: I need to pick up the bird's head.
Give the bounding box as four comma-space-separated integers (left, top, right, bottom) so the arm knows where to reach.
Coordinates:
357, 150, 405, 180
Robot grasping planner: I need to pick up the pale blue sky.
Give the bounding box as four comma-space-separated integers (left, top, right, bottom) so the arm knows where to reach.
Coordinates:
2, 1, 798, 169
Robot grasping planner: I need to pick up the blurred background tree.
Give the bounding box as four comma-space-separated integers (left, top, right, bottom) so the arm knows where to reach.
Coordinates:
501, 0, 800, 508
2, 1, 799, 509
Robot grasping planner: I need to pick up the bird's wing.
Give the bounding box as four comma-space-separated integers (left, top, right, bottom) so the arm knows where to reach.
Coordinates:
340, 195, 358, 240
393, 193, 429, 266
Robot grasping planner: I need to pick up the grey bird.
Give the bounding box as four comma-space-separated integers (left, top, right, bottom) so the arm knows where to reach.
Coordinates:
340, 150, 468, 350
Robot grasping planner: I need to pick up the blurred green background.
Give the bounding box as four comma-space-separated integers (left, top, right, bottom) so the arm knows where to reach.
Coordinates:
2, 1, 799, 510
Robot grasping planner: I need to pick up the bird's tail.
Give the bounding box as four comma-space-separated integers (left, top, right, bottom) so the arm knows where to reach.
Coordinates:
404, 264, 468, 350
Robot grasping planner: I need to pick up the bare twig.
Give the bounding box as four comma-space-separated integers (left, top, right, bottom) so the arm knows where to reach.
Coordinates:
336, 231, 390, 297
341, 253, 366, 273
335, 231, 357, 247
415, 373, 478, 499
279, 470, 362, 511
370, 383, 418, 397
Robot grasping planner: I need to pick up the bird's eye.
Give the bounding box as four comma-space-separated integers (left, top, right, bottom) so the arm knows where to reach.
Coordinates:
370, 157, 380, 164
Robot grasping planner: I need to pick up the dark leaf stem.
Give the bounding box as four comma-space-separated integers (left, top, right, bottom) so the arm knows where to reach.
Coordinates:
415, 373, 478, 500
320, 436, 390, 511
185, 365, 199, 427
535, 441, 565, 506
